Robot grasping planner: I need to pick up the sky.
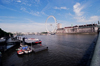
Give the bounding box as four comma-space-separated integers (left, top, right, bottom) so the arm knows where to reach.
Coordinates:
0, 0, 100, 32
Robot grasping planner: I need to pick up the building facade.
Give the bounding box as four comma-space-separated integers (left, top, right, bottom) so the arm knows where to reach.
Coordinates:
56, 24, 98, 34
57, 23, 62, 29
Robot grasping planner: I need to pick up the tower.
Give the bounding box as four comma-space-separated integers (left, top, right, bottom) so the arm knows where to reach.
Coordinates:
57, 23, 62, 29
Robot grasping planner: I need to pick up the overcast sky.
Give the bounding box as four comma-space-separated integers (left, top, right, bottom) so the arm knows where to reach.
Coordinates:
0, 0, 100, 32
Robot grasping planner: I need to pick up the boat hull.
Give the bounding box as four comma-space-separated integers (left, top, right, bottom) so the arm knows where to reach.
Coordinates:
28, 49, 32, 53
17, 50, 24, 55
25, 40, 42, 45
24, 50, 29, 54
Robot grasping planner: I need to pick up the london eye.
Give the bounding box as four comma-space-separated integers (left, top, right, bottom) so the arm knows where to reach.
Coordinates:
45, 15, 57, 34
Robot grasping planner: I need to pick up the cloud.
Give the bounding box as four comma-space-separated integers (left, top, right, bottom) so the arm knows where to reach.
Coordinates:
20, 7, 26, 11
0, 17, 46, 32
73, 3, 84, 16
0, 19, 3, 21
54, 6, 68, 10
29, 11, 40, 16
20, 7, 40, 16
0, 16, 15, 18
17, 0, 21, 3
73, 2, 100, 23
74, 16, 99, 22
28, 4, 31, 6
0, 16, 18, 23
41, 3, 51, 12
41, 12, 49, 16
1, 0, 13, 4
35, 0, 40, 4
0, 5, 17, 11
57, 20, 72, 27
0, 23, 46, 32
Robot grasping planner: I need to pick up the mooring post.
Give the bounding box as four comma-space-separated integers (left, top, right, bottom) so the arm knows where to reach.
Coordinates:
0, 52, 2, 66
23, 37, 25, 45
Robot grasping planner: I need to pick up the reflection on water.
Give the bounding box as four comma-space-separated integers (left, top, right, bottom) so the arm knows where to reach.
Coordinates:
0, 42, 17, 52
2, 34, 97, 66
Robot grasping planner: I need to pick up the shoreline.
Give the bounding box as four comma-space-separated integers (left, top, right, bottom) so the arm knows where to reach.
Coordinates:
56, 32, 97, 35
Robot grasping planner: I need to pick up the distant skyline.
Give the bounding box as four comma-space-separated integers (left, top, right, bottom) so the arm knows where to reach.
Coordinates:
0, 0, 100, 32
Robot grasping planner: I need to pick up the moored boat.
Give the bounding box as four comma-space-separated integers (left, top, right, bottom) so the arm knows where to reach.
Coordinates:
28, 49, 32, 53
17, 48, 24, 55
21, 45, 32, 54
19, 37, 42, 45
25, 38, 42, 45
23, 50, 29, 54
22, 45, 28, 54
28, 47, 32, 53
17, 42, 33, 55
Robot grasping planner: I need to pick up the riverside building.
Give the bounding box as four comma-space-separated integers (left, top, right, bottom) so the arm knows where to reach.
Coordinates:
56, 24, 98, 34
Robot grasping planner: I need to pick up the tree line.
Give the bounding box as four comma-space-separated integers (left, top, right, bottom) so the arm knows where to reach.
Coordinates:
0, 28, 12, 38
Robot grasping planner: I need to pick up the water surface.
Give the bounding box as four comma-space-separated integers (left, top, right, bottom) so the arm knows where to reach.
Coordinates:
2, 34, 97, 66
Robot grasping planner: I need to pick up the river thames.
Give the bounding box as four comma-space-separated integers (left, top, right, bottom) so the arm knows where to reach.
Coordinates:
2, 34, 97, 66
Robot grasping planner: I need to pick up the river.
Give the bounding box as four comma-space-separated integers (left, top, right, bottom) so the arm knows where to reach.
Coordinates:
2, 34, 97, 66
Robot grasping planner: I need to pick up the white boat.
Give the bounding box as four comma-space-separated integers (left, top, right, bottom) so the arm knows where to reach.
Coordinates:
28, 48, 32, 53
25, 38, 42, 44
24, 50, 29, 54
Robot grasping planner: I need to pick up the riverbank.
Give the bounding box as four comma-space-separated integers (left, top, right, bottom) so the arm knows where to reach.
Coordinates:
56, 32, 97, 35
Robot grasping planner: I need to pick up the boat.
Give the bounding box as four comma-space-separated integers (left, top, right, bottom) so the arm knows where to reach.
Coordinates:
21, 45, 32, 54
0, 37, 6, 45
21, 45, 28, 54
18, 37, 42, 45
24, 38, 42, 45
17, 42, 33, 55
28, 49, 32, 53
23, 50, 29, 54
17, 48, 24, 55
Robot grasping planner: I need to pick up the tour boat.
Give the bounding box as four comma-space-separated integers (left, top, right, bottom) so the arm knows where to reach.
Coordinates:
25, 38, 42, 45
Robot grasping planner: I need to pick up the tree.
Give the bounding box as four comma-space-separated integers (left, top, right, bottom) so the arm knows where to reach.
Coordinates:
0, 28, 13, 38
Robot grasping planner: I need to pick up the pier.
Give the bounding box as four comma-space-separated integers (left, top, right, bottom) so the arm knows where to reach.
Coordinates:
29, 44, 48, 53
0, 37, 20, 52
